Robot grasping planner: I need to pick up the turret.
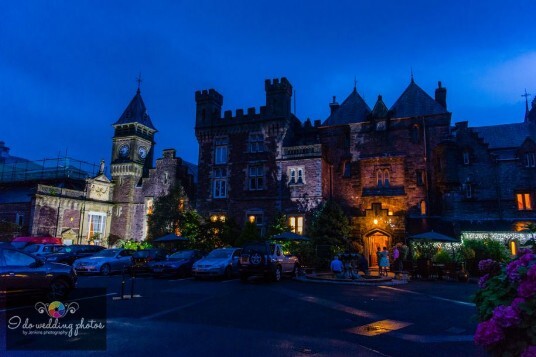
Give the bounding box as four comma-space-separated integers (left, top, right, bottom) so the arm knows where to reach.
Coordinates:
195, 89, 223, 124
265, 77, 292, 118
435, 81, 447, 109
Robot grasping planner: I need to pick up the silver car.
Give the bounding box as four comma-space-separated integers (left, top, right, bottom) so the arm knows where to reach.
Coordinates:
73, 248, 135, 275
192, 247, 242, 279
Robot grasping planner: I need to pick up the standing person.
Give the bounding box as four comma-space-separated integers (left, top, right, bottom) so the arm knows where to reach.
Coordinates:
392, 244, 401, 279
376, 247, 382, 276
379, 247, 390, 276
358, 253, 369, 276
330, 255, 343, 278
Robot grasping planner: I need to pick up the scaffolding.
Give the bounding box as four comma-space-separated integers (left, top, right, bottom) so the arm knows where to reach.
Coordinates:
0, 157, 100, 183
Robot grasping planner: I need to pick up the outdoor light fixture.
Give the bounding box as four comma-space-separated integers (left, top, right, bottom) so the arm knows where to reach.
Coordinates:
373, 219, 378, 225
249, 215, 256, 223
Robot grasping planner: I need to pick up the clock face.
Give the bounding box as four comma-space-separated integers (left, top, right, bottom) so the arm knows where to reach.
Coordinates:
119, 144, 130, 157
138, 146, 148, 159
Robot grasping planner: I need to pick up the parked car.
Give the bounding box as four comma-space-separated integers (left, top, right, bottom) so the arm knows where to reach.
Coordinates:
10, 236, 62, 250
23, 244, 64, 257
239, 242, 300, 282
45, 244, 106, 265
150, 250, 205, 278
0, 246, 77, 300
128, 249, 167, 275
73, 248, 135, 275
192, 247, 242, 279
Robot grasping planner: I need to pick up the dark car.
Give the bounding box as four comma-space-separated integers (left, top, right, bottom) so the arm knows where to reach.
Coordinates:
129, 249, 167, 275
45, 244, 105, 265
0, 247, 77, 301
150, 250, 204, 278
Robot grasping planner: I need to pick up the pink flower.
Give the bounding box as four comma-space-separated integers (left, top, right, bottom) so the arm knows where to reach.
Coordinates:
521, 345, 536, 357
474, 319, 504, 347
517, 279, 536, 298
491, 305, 521, 328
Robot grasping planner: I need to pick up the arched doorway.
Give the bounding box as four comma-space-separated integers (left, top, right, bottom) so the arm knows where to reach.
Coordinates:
365, 230, 391, 267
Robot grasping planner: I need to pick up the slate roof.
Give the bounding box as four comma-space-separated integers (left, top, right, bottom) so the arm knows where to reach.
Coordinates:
371, 95, 389, 118
471, 122, 536, 149
390, 80, 447, 118
113, 89, 156, 130
323, 88, 371, 126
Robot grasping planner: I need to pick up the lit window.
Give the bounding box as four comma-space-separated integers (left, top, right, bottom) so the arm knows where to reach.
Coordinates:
249, 166, 264, 190
420, 201, 427, 215
214, 137, 228, 164
210, 214, 226, 222
88, 212, 106, 241
524, 153, 535, 168
288, 216, 304, 234
248, 133, 264, 153
517, 193, 533, 210
213, 167, 227, 198
146, 199, 154, 215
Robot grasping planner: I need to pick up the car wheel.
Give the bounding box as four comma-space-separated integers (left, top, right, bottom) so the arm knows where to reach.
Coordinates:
48, 278, 70, 300
100, 264, 111, 276
273, 265, 282, 282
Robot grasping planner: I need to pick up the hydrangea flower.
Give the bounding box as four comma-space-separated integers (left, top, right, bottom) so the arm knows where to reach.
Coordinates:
474, 319, 504, 347
478, 273, 489, 288
517, 278, 536, 298
491, 305, 521, 328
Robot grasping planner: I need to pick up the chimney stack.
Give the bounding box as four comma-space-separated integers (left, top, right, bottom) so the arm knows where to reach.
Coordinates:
435, 81, 447, 109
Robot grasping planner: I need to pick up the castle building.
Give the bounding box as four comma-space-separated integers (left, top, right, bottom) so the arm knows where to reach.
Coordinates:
195, 77, 536, 264
0, 88, 196, 244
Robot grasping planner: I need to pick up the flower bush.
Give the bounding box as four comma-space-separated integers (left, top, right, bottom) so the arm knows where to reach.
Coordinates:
474, 249, 536, 356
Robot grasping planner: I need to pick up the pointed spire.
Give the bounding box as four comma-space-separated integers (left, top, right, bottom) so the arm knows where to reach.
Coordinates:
353, 76, 357, 92
410, 68, 414, 83
136, 73, 143, 94
522, 89, 531, 123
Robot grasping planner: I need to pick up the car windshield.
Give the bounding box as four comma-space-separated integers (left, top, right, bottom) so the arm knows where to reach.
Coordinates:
23, 245, 40, 253
10, 242, 27, 249
93, 249, 118, 257
57, 246, 80, 253
169, 251, 194, 260
206, 250, 232, 259
133, 250, 156, 258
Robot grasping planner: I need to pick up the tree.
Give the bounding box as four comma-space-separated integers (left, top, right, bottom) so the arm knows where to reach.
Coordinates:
307, 199, 350, 247
266, 211, 291, 238
236, 221, 261, 247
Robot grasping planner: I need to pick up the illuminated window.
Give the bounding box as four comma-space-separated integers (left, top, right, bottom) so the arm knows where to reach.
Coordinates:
248, 132, 264, 153
420, 201, 427, 215
249, 166, 264, 190
516, 193, 533, 210
213, 167, 227, 198
214, 137, 228, 164
524, 153, 535, 168
146, 199, 154, 215
88, 212, 106, 240
288, 216, 304, 235
210, 214, 226, 222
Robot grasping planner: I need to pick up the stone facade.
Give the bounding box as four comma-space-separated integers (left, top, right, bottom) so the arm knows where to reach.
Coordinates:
194, 77, 536, 263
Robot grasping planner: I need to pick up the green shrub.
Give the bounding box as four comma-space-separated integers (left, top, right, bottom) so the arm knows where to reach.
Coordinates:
432, 250, 452, 264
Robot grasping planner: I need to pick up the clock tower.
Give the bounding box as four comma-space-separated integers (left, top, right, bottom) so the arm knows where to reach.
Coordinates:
110, 86, 157, 240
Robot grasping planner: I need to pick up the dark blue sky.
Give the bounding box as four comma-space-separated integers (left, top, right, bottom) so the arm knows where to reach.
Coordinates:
2, 1, 535, 167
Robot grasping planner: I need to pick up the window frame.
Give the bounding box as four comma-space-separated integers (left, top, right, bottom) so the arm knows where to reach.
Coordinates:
516, 193, 533, 210
248, 165, 264, 191
214, 137, 229, 165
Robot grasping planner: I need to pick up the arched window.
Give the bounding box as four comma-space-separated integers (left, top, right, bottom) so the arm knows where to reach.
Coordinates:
383, 169, 390, 187
376, 170, 383, 187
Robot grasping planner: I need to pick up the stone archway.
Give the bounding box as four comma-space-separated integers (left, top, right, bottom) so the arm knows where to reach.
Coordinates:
364, 230, 391, 267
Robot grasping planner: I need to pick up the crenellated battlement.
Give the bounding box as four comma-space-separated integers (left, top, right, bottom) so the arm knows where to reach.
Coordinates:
264, 77, 292, 94
195, 88, 223, 105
